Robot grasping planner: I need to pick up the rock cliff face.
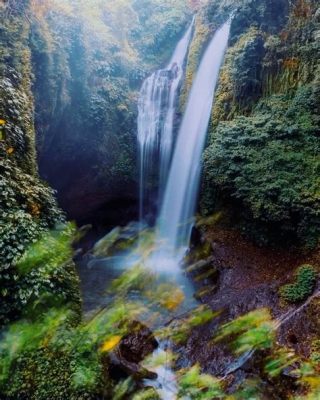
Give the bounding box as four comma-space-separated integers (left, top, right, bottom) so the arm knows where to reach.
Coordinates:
0, 1, 79, 325
26, 0, 320, 247
29, 0, 190, 227
196, 0, 320, 247
176, 0, 320, 388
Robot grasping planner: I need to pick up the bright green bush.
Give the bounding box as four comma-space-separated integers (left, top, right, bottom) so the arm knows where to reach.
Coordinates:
0, 14, 67, 325
280, 265, 317, 303
0, 221, 81, 326
0, 310, 104, 400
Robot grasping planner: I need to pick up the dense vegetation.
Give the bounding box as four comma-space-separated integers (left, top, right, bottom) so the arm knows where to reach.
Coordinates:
201, 0, 320, 246
30, 0, 191, 223
0, 0, 190, 326
0, 0, 78, 326
280, 264, 317, 303
1, 231, 319, 399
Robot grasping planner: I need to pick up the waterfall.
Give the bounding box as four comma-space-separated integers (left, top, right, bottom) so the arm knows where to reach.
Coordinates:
137, 19, 194, 225
136, 20, 232, 400
156, 20, 231, 260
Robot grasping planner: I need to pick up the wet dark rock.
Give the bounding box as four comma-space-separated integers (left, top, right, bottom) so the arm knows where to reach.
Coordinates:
92, 223, 141, 257
108, 321, 158, 381
190, 226, 202, 248
177, 226, 320, 383
187, 226, 213, 264
109, 351, 158, 381
119, 321, 159, 364
187, 257, 220, 301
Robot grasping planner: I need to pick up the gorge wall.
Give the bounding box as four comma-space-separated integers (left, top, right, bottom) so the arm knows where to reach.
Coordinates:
0, 0, 79, 325
12, 0, 319, 250
30, 0, 191, 228
199, 0, 320, 247
2, 0, 319, 325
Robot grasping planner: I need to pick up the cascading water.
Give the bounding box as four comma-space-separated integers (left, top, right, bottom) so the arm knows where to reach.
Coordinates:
86, 18, 232, 400
156, 20, 231, 264
143, 20, 232, 400
137, 19, 194, 225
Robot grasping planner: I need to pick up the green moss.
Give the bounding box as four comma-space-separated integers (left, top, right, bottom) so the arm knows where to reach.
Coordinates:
0, 310, 105, 400
202, 83, 320, 246
27, 0, 191, 214
200, 0, 320, 246
0, 2, 81, 327
311, 339, 320, 366
180, 14, 210, 111
280, 265, 317, 303
1, 222, 81, 326
4, 348, 99, 400
211, 26, 264, 125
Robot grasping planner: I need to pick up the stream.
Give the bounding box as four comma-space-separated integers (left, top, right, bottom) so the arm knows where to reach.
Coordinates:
78, 234, 197, 399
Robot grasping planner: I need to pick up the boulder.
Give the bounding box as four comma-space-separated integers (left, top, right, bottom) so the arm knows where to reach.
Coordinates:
108, 321, 159, 381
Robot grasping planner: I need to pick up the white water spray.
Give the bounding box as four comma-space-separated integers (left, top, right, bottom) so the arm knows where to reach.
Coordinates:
156, 20, 231, 263
143, 21, 231, 400
138, 19, 194, 224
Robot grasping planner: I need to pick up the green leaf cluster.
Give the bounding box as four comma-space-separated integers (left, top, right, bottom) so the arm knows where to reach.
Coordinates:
280, 265, 317, 303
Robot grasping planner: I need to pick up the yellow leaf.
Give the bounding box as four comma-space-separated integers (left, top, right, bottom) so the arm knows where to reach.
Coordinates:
101, 335, 121, 353
160, 287, 185, 311
6, 147, 14, 155
303, 376, 320, 389
0, 119, 6, 125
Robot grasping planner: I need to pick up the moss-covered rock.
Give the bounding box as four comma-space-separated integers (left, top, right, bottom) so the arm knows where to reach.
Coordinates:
201, 0, 320, 247
280, 265, 317, 303
0, 1, 80, 326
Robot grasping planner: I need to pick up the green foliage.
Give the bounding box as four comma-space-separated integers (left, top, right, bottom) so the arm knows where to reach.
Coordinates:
0, 288, 148, 398
201, 0, 320, 247
226, 378, 262, 400
17, 223, 74, 276
28, 0, 191, 211
0, 5, 70, 326
0, 222, 80, 327
215, 308, 276, 354
202, 84, 320, 246
232, 29, 265, 107
15, 224, 81, 319
1, 2, 320, 399
294, 360, 320, 400
157, 306, 218, 343
0, 310, 103, 399
178, 365, 224, 399
310, 340, 320, 366
1, 236, 319, 399
132, 388, 160, 400
280, 265, 317, 303
264, 348, 297, 378
0, 158, 63, 270
0, 226, 221, 399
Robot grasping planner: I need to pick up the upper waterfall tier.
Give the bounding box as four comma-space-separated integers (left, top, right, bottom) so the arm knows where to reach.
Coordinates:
157, 20, 231, 256
137, 19, 195, 224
